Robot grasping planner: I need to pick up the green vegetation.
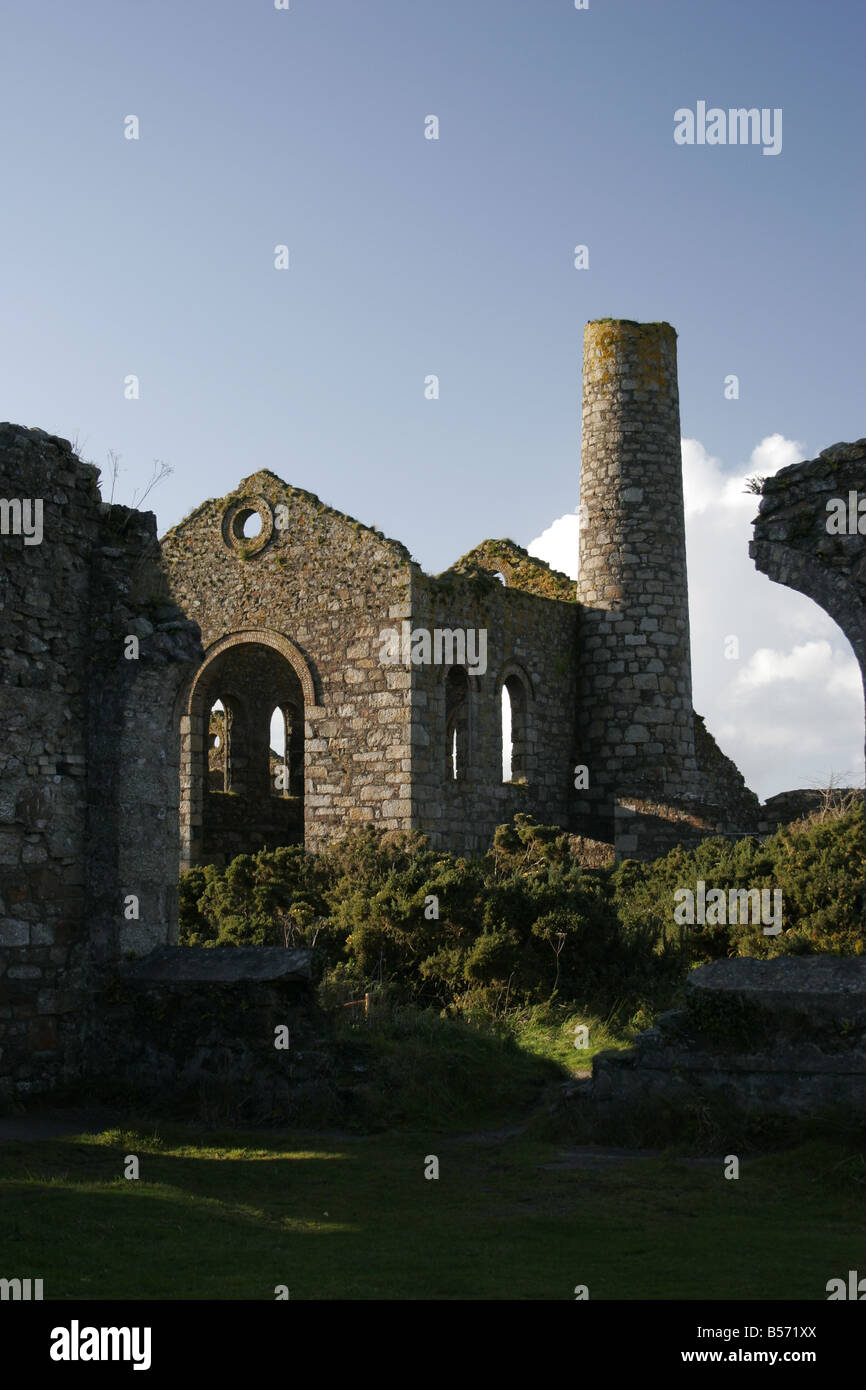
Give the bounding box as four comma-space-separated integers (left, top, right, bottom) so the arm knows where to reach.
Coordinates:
179, 804, 865, 1038
172, 802, 866, 1128
1, 1125, 863, 1299
322, 1004, 561, 1131
6, 805, 861, 1301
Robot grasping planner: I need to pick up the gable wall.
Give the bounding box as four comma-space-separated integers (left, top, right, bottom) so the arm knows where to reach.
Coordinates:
161, 475, 417, 852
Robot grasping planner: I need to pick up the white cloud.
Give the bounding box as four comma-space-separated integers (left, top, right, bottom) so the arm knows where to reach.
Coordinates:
528, 510, 579, 579
733, 641, 862, 698
682, 437, 757, 517
526, 434, 864, 801
748, 432, 806, 476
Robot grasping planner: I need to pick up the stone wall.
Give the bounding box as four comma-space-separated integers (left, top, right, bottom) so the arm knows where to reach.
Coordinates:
0, 426, 96, 1098
202, 791, 304, 866
162, 478, 596, 863
576, 959, 866, 1139
0, 424, 201, 1103
86, 946, 330, 1124
692, 714, 762, 832
409, 559, 579, 857
161, 472, 417, 860
760, 787, 863, 833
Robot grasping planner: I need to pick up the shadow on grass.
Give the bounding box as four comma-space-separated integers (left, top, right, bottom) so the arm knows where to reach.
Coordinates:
1, 1124, 865, 1300
34, 1006, 567, 1136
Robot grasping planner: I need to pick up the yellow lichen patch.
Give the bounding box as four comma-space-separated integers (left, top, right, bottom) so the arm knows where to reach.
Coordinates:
583, 320, 676, 394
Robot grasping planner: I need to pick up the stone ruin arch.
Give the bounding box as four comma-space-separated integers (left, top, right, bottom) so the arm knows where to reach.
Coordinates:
185, 628, 320, 712
178, 628, 322, 872
750, 439, 866, 802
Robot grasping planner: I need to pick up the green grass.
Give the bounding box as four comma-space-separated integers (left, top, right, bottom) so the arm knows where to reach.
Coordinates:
1, 1126, 863, 1299
324, 1001, 630, 1135
502, 1002, 633, 1072
320, 1004, 565, 1131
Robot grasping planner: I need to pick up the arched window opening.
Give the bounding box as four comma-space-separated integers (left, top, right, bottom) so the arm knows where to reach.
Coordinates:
270, 703, 304, 798
208, 699, 231, 792
445, 667, 469, 781
270, 705, 287, 796
501, 684, 512, 782
502, 674, 529, 784
183, 637, 310, 870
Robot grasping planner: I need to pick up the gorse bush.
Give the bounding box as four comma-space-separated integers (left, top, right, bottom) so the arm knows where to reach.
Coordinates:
613, 804, 865, 964
178, 806, 865, 1020
179, 845, 329, 948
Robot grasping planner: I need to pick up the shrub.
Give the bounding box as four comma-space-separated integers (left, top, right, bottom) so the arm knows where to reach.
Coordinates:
178, 805, 864, 1024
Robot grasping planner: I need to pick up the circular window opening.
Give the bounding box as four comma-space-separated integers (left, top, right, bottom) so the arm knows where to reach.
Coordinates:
222, 496, 274, 556
231, 508, 264, 541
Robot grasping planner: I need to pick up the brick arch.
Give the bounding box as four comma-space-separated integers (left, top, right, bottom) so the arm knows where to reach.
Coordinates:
185, 628, 321, 713
494, 659, 536, 702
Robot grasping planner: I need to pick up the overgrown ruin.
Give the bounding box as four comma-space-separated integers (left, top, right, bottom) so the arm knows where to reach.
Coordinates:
1, 320, 863, 1105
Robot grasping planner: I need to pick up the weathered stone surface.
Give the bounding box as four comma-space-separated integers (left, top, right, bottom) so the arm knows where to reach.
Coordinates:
88, 949, 328, 1124
686, 956, 866, 1031
690, 955, 866, 998
760, 787, 862, 833
0, 424, 202, 1101
121, 945, 314, 985
577, 321, 698, 847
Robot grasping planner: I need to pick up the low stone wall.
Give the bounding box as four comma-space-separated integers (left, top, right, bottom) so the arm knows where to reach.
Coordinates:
759, 788, 863, 833
85, 947, 332, 1124
578, 958, 866, 1134
612, 794, 753, 861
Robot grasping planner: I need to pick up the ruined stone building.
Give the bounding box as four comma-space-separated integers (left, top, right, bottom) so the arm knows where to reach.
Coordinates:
1, 317, 863, 1101
162, 319, 760, 874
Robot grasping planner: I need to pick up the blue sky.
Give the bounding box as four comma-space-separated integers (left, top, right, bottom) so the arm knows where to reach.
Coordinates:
2, 0, 864, 799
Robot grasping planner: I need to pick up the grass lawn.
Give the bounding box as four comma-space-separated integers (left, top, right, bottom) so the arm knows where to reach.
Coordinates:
1, 1124, 863, 1300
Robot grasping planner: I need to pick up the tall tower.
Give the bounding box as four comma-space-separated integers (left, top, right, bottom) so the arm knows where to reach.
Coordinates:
576, 319, 697, 839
